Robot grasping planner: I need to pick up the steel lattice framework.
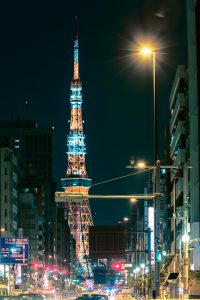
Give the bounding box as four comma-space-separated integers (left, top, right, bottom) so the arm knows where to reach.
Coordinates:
61, 17, 93, 272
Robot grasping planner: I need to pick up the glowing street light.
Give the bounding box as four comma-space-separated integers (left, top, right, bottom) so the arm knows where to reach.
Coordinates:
140, 48, 153, 55
182, 234, 190, 242
138, 46, 157, 163
130, 197, 137, 203
136, 161, 146, 169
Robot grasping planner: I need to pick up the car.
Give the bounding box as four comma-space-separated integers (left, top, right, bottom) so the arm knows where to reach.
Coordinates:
17, 294, 46, 299
76, 292, 108, 300
0, 297, 18, 299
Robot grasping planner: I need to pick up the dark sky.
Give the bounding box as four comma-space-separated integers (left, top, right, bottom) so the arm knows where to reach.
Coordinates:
0, 0, 187, 225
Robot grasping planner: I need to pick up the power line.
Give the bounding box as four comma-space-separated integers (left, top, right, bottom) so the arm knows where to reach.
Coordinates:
91, 168, 153, 187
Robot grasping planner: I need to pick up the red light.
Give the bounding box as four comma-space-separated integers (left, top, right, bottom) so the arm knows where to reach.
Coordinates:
34, 262, 38, 268
112, 262, 122, 271
62, 269, 68, 275
53, 268, 58, 272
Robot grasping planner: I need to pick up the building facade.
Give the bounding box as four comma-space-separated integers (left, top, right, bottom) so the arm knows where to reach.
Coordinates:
0, 121, 56, 265
0, 147, 18, 237
186, 0, 200, 270
169, 65, 189, 257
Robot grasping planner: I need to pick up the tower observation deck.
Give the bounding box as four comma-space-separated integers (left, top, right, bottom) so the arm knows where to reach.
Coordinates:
61, 17, 93, 272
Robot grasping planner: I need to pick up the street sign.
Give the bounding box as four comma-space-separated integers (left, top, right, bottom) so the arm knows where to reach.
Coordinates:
124, 263, 132, 268
55, 192, 83, 203
0, 237, 29, 264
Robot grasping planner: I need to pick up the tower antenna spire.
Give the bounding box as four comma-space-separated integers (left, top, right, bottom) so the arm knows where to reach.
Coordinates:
61, 19, 93, 274
73, 16, 79, 80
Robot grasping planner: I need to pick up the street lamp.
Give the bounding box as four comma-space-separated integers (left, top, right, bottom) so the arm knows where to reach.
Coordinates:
182, 234, 190, 243
139, 48, 157, 163
130, 198, 137, 203
127, 159, 161, 298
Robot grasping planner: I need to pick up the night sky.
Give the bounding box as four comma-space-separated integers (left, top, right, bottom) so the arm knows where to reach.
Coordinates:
0, 0, 187, 225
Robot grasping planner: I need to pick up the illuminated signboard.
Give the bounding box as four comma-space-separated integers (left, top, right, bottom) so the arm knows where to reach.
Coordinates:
0, 238, 29, 264
148, 207, 155, 260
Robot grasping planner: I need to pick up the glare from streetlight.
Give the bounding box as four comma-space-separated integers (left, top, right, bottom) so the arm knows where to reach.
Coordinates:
182, 234, 190, 242
140, 48, 153, 55
123, 217, 129, 222
0, 228, 5, 232
137, 161, 146, 169
130, 198, 137, 203
140, 263, 145, 269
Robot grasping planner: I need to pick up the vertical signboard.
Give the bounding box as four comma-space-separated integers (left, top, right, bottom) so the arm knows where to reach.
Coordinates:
0, 238, 29, 264
148, 207, 155, 260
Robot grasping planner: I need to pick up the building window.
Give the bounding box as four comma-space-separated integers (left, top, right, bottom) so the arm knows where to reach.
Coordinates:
5, 223, 7, 231
24, 214, 35, 219
5, 168, 7, 175
5, 210, 7, 217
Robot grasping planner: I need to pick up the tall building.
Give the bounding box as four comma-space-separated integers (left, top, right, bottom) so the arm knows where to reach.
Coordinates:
0, 147, 18, 237
187, 0, 200, 270
61, 18, 93, 270
169, 65, 189, 257
19, 190, 45, 264
0, 120, 53, 181
0, 120, 56, 265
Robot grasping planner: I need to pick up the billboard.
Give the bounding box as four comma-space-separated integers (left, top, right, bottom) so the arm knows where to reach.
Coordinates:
89, 226, 126, 259
0, 237, 29, 264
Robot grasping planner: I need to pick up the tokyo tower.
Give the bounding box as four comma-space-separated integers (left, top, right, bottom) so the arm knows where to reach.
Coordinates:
61, 17, 93, 271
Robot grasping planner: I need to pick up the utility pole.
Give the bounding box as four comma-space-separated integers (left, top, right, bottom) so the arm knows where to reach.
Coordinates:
154, 160, 161, 298
147, 227, 152, 297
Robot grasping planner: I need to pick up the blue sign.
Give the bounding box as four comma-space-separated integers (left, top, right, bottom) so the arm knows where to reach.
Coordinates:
0, 237, 29, 264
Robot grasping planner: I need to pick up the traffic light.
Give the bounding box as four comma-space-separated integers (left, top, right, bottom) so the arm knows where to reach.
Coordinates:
156, 244, 163, 262
33, 262, 38, 269
62, 269, 68, 275
53, 268, 58, 272
156, 251, 162, 262
112, 262, 122, 271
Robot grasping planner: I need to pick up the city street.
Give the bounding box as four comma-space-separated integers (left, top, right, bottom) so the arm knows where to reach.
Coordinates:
0, 0, 200, 299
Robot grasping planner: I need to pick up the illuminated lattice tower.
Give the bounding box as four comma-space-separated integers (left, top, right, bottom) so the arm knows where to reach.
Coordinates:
61, 18, 93, 270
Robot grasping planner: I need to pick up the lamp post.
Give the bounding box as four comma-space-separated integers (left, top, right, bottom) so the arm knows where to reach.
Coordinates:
140, 48, 157, 163
128, 159, 161, 298
139, 48, 159, 297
